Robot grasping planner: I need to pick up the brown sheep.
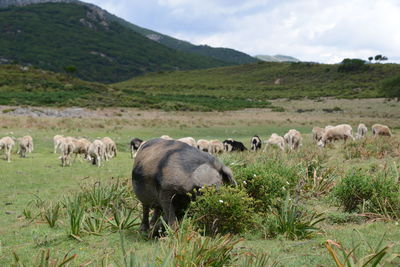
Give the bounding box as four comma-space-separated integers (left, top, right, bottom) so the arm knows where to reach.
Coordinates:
372, 124, 392, 137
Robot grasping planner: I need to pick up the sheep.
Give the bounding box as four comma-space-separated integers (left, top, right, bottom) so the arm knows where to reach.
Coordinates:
59, 140, 74, 167
101, 137, 117, 160
355, 123, 368, 139
0, 136, 15, 162
223, 139, 247, 152
284, 129, 302, 150
372, 124, 392, 137
160, 135, 173, 140
209, 139, 224, 154
73, 138, 91, 160
197, 139, 210, 152
130, 138, 143, 158
18, 135, 33, 158
88, 139, 106, 167
250, 135, 262, 151
177, 137, 196, 147
53, 135, 64, 153
312, 127, 325, 142
318, 124, 354, 147
264, 133, 285, 151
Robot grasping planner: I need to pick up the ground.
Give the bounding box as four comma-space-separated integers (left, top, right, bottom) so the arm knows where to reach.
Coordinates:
0, 98, 399, 266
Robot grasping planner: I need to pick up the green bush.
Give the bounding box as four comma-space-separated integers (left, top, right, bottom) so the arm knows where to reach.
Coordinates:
342, 137, 400, 159
333, 169, 400, 218
189, 186, 256, 235
338, 58, 368, 73
265, 194, 324, 240
233, 160, 301, 212
381, 75, 400, 101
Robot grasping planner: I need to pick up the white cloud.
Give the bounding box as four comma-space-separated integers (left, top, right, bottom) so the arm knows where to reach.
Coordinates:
88, 0, 400, 63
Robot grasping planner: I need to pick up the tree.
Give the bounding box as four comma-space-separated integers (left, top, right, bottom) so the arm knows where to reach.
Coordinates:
63, 65, 77, 75
374, 55, 382, 63
338, 58, 368, 73
368, 56, 373, 62
381, 75, 400, 101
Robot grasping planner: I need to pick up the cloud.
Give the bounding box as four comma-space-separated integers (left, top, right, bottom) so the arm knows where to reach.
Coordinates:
88, 0, 400, 63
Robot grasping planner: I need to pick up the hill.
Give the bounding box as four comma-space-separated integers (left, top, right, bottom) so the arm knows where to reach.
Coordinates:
0, 3, 230, 83
111, 17, 258, 65
255, 55, 300, 62
0, 64, 157, 108
115, 61, 400, 108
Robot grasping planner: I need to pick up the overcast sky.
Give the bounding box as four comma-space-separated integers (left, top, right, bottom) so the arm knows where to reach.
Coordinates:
87, 0, 400, 63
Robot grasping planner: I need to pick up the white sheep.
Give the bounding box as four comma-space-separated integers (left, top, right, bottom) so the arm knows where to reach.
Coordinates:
264, 133, 285, 151
18, 135, 33, 158
53, 135, 64, 153
355, 123, 368, 139
88, 139, 106, 167
372, 124, 392, 137
177, 137, 196, 147
312, 127, 325, 142
284, 129, 302, 150
160, 135, 173, 140
318, 124, 354, 147
59, 141, 74, 167
209, 139, 224, 154
101, 137, 117, 160
197, 139, 210, 152
0, 136, 15, 162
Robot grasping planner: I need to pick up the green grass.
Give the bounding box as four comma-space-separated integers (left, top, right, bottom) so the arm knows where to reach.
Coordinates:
116, 61, 400, 109
1, 115, 399, 266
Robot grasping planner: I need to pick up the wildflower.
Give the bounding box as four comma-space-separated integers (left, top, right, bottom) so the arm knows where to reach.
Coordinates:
219, 200, 224, 203
253, 174, 257, 177
243, 180, 247, 185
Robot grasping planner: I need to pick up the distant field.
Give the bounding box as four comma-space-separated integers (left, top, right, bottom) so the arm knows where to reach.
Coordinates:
116, 61, 400, 111
1, 99, 400, 266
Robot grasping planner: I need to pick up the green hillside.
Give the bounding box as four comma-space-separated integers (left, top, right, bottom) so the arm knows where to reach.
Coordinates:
0, 64, 152, 108
0, 3, 229, 83
110, 15, 258, 65
116, 61, 400, 105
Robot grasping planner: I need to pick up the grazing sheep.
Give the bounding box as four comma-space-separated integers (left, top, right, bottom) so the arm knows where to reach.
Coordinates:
312, 127, 325, 142
223, 139, 247, 152
18, 135, 34, 158
372, 124, 392, 137
177, 137, 196, 147
160, 135, 173, 140
102, 137, 117, 160
284, 129, 302, 150
59, 141, 74, 167
130, 138, 143, 158
250, 135, 262, 151
325, 125, 334, 130
53, 135, 64, 153
69, 138, 91, 160
318, 124, 354, 147
88, 139, 106, 167
209, 139, 224, 154
0, 136, 15, 162
132, 138, 236, 233
355, 123, 368, 139
264, 133, 285, 151
197, 139, 210, 152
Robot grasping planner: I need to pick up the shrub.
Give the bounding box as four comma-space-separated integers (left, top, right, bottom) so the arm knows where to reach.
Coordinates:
189, 186, 256, 235
338, 58, 368, 73
381, 74, 400, 101
333, 168, 400, 218
12, 249, 77, 267
233, 159, 301, 212
343, 137, 400, 159
160, 216, 242, 267
265, 194, 324, 240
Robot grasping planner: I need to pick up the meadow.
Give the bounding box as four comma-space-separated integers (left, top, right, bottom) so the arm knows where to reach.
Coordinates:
0, 98, 400, 266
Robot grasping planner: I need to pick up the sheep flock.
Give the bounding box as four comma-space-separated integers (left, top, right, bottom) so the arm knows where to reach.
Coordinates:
0, 123, 394, 165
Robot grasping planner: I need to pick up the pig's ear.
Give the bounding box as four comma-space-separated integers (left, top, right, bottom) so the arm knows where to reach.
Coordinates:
221, 166, 237, 187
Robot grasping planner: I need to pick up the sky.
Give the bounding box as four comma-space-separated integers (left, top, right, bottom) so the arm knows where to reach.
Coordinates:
87, 0, 400, 63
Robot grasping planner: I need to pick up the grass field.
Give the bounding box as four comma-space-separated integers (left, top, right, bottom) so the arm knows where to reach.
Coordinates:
1, 99, 400, 266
